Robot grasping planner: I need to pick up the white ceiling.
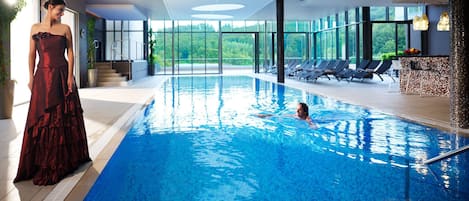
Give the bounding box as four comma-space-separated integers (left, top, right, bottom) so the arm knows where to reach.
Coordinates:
84, 0, 448, 20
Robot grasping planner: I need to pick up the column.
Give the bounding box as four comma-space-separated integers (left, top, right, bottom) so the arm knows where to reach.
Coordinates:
449, 0, 469, 128
276, 0, 285, 83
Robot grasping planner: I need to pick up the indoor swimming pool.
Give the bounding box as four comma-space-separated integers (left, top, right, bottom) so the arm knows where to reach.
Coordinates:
85, 76, 469, 201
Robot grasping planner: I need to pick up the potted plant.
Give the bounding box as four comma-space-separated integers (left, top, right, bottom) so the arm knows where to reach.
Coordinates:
87, 17, 97, 87
0, 0, 25, 119
148, 28, 157, 75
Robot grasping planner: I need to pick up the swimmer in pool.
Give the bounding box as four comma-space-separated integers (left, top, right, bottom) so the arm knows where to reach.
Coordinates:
256, 102, 317, 128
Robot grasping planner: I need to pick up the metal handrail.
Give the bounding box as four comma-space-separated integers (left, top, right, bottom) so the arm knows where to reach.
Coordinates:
423, 145, 469, 164
110, 39, 144, 61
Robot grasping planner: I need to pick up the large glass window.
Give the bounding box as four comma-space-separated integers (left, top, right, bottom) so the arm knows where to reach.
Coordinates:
397, 24, 408, 53
222, 33, 255, 70
297, 21, 310, 32
338, 27, 346, 59
192, 32, 206, 73
175, 32, 191, 73
285, 33, 307, 62
232, 21, 245, 32
348, 8, 357, 23
245, 21, 259, 32
206, 33, 219, 73
407, 6, 425, 20
105, 20, 144, 61
146, 9, 413, 76
338, 13, 345, 26
316, 30, 336, 60
390, 7, 405, 21
372, 23, 396, 60
285, 21, 297, 32
348, 25, 357, 64
316, 32, 323, 61
164, 32, 173, 73
370, 7, 387, 21
328, 30, 337, 59
372, 22, 408, 60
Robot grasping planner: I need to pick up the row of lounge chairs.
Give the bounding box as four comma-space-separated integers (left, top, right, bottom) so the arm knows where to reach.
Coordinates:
267, 59, 393, 82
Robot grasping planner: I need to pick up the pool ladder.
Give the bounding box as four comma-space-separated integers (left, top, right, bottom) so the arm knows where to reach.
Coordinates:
423, 145, 469, 164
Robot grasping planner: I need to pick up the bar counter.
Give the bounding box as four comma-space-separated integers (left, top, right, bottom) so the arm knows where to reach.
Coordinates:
399, 55, 449, 97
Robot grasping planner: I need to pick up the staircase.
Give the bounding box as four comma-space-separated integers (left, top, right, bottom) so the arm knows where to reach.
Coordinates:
95, 62, 128, 87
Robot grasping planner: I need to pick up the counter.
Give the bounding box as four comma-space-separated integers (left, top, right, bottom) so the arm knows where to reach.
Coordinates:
399, 56, 449, 97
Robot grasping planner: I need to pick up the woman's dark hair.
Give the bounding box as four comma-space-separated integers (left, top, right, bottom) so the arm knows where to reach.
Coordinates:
43, 0, 66, 9
299, 102, 309, 116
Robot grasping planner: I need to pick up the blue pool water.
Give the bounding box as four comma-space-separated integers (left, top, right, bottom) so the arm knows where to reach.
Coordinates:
85, 76, 469, 201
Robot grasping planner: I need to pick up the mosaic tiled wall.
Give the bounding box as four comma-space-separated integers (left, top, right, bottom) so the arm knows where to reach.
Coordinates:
400, 56, 449, 97
449, 0, 469, 128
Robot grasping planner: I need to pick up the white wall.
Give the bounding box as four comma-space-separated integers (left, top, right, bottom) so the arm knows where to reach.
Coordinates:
11, 0, 40, 105
10, 1, 80, 105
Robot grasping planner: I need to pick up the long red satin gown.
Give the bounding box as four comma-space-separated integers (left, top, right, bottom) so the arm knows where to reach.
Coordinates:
14, 32, 91, 185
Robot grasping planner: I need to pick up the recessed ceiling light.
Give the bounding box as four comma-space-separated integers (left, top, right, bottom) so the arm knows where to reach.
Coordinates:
192, 4, 245, 11
191, 14, 233, 19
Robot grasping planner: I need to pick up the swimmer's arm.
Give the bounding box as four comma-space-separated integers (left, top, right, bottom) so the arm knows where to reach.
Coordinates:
255, 113, 274, 118
306, 117, 318, 129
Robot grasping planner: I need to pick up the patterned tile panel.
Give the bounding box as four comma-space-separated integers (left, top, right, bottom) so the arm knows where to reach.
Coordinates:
449, 0, 469, 128
399, 56, 449, 97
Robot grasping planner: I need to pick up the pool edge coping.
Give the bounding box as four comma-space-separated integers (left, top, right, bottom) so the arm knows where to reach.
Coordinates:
43, 77, 168, 201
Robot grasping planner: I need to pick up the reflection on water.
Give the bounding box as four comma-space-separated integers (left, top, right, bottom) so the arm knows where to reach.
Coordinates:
86, 76, 469, 201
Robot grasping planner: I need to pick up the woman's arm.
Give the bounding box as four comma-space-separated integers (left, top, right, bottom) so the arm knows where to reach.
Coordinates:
28, 25, 37, 90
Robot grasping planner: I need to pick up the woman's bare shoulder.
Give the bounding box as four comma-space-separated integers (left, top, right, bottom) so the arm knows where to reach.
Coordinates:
58, 23, 70, 29
30, 23, 41, 32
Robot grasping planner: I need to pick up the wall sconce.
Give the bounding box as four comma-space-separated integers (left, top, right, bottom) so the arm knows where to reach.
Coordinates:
437, 11, 449, 31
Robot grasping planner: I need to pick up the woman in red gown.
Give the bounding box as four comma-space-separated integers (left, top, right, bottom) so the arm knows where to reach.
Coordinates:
14, 0, 91, 185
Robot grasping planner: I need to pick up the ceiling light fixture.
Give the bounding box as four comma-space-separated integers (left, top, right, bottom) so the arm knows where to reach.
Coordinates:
413, 13, 429, 31
437, 11, 449, 31
192, 4, 245, 11
191, 14, 233, 19
412, 3, 429, 31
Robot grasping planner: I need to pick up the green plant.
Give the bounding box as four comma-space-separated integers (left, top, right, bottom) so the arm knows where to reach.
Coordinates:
381, 51, 404, 60
148, 28, 156, 66
87, 17, 96, 69
0, 0, 26, 86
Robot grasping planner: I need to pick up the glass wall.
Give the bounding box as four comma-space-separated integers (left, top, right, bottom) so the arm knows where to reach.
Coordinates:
370, 6, 414, 60
312, 6, 419, 67
372, 23, 396, 60
105, 20, 144, 61
144, 5, 420, 75
151, 20, 220, 74
149, 20, 309, 75
222, 33, 255, 71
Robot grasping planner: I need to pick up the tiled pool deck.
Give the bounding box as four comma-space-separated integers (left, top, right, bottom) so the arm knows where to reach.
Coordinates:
1, 72, 467, 201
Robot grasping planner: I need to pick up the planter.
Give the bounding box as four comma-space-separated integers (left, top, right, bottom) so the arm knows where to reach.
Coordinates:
148, 63, 160, 75
88, 68, 98, 87
0, 80, 15, 119
148, 64, 154, 75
